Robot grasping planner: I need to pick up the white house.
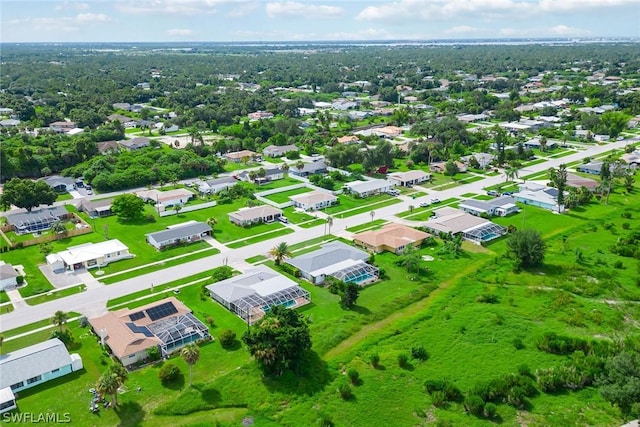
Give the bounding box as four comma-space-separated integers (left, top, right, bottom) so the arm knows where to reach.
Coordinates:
229, 205, 283, 226
46, 239, 133, 273
0, 338, 83, 413
513, 182, 564, 212
0, 262, 19, 290
388, 170, 430, 187
458, 197, 520, 217
146, 222, 211, 250
262, 144, 298, 157
135, 189, 194, 209
289, 191, 338, 211
344, 179, 394, 198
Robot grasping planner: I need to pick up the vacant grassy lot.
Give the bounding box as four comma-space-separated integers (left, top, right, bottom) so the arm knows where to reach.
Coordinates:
262, 186, 313, 203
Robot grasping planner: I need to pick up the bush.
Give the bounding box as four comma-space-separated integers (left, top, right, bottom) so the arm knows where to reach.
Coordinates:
219, 329, 237, 349
205, 316, 215, 326
146, 214, 156, 222
79, 316, 89, 328
464, 395, 485, 416
397, 352, 409, 368
431, 390, 447, 407
513, 338, 525, 350
338, 382, 352, 400
346, 368, 359, 385
16, 276, 24, 285
622, 222, 630, 230
158, 363, 181, 384
369, 352, 380, 368
411, 345, 429, 361
317, 414, 334, 427
484, 402, 497, 419
476, 293, 500, 304
424, 379, 462, 402
147, 346, 161, 362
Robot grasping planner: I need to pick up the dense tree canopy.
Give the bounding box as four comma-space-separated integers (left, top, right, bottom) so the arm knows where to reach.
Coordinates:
111, 193, 145, 221
0, 178, 57, 211
507, 229, 546, 269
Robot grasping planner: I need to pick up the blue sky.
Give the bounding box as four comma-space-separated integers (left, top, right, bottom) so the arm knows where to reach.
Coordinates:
1, 0, 639, 43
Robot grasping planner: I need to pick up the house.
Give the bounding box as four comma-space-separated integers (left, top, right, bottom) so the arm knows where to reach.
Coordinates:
224, 150, 258, 163
206, 265, 311, 325
621, 150, 640, 167
458, 196, 520, 217
425, 207, 507, 244
290, 159, 328, 177
337, 135, 361, 145
41, 175, 75, 193
523, 138, 558, 150
373, 126, 403, 139
78, 198, 114, 218
106, 114, 132, 123
513, 182, 564, 212
117, 137, 150, 151
49, 121, 76, 133
0, 338, 83, 412
461, 153, 494, 169
0, 119, 20, 127
262, 144, 298, 158
289, 191, 338, 211
229, 205, 283, 226
344, 179, 394, 198
46, 239, 133, 273
354, 224, 431, 254
430, 161, 468, 173
237, 168, 284, 183
576, 162, 604, 175
247, 111, 274, 120
199, 176, 237, 194
566, 173, 599, 191
146, 221, 211, 250
388, 170, 431, 187
97, 140, 119, 154
6, 206, 70, 235
0, 261, 19, 290
286, 241, 378, 286
135, 188, 194, 208
89, 297, 209, 366
112, 102, 131, 111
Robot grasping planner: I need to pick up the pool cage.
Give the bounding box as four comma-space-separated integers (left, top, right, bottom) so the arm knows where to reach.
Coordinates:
331, 262, 380, 286
13, 215, 60, 235
146, 312, 210, 356
462, 222, 506, 243
225, 286, 311, 325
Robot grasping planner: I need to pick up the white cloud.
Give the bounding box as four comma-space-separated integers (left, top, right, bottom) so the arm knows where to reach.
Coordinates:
357, 0, 640, 23
115, 0, 237, 16
227, 2, 259, 17
167, 28, 194, 36
55, 1, 90, 11
444, 25, 481, 35
266, 2, 344, 19
548, 25, 592, 36
76, 13, 111, 23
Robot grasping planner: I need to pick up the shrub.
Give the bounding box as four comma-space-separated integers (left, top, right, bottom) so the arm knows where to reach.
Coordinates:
424, 379, 462, 402
158, 363, 181, 384
79, 316, 89, 328
369, 352, 380, 367
338, 382, 352, 400
477, 293, 500, 304
16, 275, 24, 285
613, 260, 625, 269
205, 316, 215, 326
621, 211, 632, 219
317, 414, 334, 427
397, 352, 409, 368
346, 368, 359, 385
464, 395, 485, 416
50, 329, 74, 346
219, 329, 237, 349
513, 338, 525, 350
484, 402, 497, 419
622, 222, 630, 230
411, 345, 430, 361
146, 214, 156, 223
147, 346, 161, 362
431, 390, 447, 407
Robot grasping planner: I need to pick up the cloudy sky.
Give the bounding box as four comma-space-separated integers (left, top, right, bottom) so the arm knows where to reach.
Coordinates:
2, 0, 639, 43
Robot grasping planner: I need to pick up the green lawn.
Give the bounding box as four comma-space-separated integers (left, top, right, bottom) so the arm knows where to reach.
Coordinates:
223, 161, 261, 172
346, 219, 388, 233
26, 284, 86, 305
281, 206, 317, 225
323, 194, 401, 218
396, 197, 459, 219
250, 177, 302, 191
298, 218, 326, 228
226, 227, 294, 249
262, 186, 314, 204
56, 192, 74, 202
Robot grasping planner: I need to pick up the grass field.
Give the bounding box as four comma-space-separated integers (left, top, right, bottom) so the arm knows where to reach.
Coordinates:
262, 186, 313, 203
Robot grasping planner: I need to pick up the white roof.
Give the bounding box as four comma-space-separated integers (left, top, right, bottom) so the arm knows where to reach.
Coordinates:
0, 387, 14, 403
205, 265, 300, 303
0, 339, 76, 390
289, 191, 337, 205
389, 170, 429, 181
345, 179, 391, 193
56, 239, 128, 265
308, 258, 363, 277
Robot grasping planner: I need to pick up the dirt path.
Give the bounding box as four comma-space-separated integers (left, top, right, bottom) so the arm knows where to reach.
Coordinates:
324, 260, 484, 360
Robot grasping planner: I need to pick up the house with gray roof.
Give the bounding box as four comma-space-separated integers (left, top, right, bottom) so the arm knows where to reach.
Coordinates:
6, 206, 70, 235
0, 261, 19, 291
206, 265, 311, 324
146, 221, 211, 250
458, 196, 519, 217
286, 241, 378, 286
199, 176, 237, 194
78, 197, 114, 218
513, 182, 564, 212
117, 137, 150, 151
41, 175, 75, 193
0, 338, 83, 413
229, 205, 282, 226
290, 159, 327, 177
344, 179, 394, 198
237, 168, 284, 183
425, 207, 507, 244
262, 144, 298, 158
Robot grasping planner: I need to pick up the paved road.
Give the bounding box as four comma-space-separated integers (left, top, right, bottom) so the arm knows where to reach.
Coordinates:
0, 137, 636, 333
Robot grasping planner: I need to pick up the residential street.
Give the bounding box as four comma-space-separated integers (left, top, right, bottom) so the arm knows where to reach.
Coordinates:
0, 137, 637, 333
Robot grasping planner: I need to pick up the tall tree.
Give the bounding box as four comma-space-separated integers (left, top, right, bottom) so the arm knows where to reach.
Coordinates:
111, 193, 145, 221
399, 244, 422, 279
206, 217, 218, 235
181, 343, 200, 387
242, 305, 311, 376
0, 178, 57, 212
96, 364, 128, 407
269, 241, 292, 266
548, 164, 567, 210
507, 229, 546, 269
51, 310, 69, 332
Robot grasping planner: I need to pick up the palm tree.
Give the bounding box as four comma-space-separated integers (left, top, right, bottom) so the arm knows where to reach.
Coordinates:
370, 210, 375, 223
96, 364, 128, 406
505, 165, 519, 183
399, 244, 422, 279
206, 217, 217, 235
50, 220, 67, 240
248, 170, 257, 183
295, 161, 305, 175
181, 343, 200, 387
51, 310, 68, 332
281, 163, 290, 177
257, 168, 266, 185
173, 203, 182, 216
269, 241, 292, 266
539, 136, 548, 153
325, 215, 334, 236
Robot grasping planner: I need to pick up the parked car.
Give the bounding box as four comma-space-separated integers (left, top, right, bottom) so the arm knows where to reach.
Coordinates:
419, 201, 430, 207
386, 189, 400, 196
430, 198, 441, 204
487, 190, 499, 196
502, 191, 514, 196
86, 189, 93, 195
278, 216, 289, 223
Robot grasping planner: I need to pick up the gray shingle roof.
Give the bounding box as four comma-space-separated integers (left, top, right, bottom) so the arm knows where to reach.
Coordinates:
146, 222, 211, 244
286, 241, 369, 274
6, 206, 68, 226
0, 339, 74, 389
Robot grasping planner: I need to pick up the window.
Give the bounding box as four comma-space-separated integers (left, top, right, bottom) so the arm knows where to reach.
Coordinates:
26, 375, 41, 384
51, 368, 60, 373
10, 382, 23, 390
129, 354, 136, 358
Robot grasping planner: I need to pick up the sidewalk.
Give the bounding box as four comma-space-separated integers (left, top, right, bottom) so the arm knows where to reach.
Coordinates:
5, 288, 27, 310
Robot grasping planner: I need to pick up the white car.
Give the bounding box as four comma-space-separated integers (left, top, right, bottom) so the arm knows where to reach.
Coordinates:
430, 198, 441, 204
419, 201, 430, 207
